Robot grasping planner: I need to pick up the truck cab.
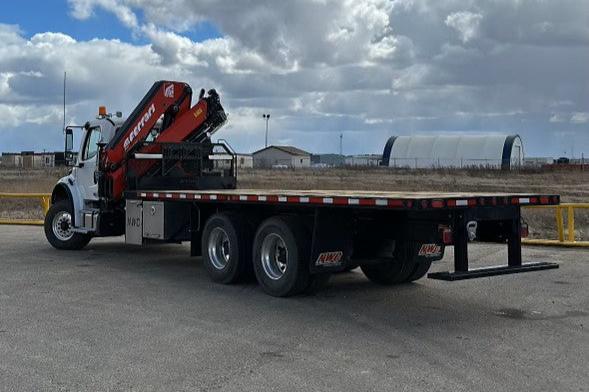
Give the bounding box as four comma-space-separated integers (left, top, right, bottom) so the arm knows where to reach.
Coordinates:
44, 82, 231, 251
46, 109, 125, 249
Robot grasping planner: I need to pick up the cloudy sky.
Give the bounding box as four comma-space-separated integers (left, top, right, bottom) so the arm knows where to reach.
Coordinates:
0, 0, 588, 157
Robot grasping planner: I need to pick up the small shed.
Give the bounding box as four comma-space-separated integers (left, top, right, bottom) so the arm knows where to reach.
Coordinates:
253, 146, 311, 168
1, 153, 23, 167
381, 135, 524, 170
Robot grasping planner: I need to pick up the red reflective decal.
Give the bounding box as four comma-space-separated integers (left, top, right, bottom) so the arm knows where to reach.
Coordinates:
418, 244, 443, 258
315, 251, 344, 266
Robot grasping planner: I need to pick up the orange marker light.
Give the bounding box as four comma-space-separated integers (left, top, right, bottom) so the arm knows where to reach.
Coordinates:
98, 106, 107, 116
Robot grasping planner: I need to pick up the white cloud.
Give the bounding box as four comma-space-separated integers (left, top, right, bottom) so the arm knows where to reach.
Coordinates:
69, 0, 138, 29
571, 112, 589, 124
550, 113, 567, 123
1, 1, 589, 155
445, 11, 483, 43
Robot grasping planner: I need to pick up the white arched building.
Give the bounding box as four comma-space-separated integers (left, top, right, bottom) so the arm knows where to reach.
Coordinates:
381, 135, 524, 170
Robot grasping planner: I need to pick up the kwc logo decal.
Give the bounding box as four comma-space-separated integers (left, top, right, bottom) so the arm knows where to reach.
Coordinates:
418, 244, 442, 258
316, 251, 343, 266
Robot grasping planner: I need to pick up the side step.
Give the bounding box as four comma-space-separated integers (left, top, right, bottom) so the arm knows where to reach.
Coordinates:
428, 262, 559, 281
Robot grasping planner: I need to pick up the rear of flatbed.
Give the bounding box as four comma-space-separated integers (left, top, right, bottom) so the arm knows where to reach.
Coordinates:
123, 188, 559, 296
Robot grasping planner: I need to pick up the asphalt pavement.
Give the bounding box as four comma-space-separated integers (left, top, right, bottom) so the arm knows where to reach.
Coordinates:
0, 225, 587, 391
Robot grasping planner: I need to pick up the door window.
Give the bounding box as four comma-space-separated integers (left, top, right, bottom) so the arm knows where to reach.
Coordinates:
82, 127, 102, 161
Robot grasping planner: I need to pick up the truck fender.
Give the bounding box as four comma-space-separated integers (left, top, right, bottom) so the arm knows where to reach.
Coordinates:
51, 179, 84, 227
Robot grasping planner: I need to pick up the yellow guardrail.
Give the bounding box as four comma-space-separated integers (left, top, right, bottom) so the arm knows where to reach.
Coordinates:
0, 193, 51, 226
523, 203, 589, 247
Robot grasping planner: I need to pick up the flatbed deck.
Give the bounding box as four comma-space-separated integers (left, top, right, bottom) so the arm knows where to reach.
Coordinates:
128, 189, 560, 210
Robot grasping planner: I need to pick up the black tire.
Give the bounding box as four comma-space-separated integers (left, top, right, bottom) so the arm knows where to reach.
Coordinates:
404, 260, 432, 283
252, 216, 312, 297
360, 241, 417, 285
201, 213, 252, 284
361, 258, 415, 285
44, 200, 91, 250
361, 241, 433, 285
341, 264, 359, 272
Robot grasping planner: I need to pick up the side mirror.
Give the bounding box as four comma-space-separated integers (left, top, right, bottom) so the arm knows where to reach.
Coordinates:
65, 128, 75, 166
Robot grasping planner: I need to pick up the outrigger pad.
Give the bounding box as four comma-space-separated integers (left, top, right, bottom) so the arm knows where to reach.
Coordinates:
427, 262, 559, 281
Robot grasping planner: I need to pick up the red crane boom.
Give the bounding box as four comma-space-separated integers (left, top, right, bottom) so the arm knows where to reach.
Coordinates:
99, 81, 227, 200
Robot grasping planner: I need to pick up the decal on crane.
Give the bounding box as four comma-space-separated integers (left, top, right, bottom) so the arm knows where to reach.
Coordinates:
123, 104, 156, 151
164, 83, 174, 98
193, 107, 203, 119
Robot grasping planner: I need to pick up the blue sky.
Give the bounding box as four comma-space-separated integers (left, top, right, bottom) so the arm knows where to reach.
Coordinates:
0, 1, 587, 157
2, 0, 139, 42
1, 0, 221, 43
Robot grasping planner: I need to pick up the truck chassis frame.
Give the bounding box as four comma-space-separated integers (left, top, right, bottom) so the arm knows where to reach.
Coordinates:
126, 189, 559, 290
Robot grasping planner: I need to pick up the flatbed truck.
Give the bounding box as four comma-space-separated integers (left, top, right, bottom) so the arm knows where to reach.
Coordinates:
44, 81, 559, 297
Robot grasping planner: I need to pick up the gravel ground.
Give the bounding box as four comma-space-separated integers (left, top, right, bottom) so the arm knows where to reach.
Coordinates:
0, 225, 587, 391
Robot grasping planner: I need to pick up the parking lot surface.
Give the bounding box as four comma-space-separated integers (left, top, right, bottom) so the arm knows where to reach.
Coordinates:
0, 225, 587, 391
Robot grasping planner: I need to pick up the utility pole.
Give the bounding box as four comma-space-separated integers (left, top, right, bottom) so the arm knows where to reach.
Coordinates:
339, 133, 343, 156
262, 114, 270, 148
63, 71, 66, 133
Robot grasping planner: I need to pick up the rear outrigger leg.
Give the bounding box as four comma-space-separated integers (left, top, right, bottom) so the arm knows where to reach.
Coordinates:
428, 208, 558, 281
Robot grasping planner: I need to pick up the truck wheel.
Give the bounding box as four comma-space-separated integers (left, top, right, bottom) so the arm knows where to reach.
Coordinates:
404, 261, 432, 283
253, 216, 311, 297
44, 201, 91, 250
361, 258, 415, 285
202, 213, 251, 284
360, 241, 417, 285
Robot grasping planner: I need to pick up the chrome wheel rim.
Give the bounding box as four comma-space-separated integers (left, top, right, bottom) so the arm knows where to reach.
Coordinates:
261, 233, 288, 280
52, 211, 73, 241
208, 227, 231, 270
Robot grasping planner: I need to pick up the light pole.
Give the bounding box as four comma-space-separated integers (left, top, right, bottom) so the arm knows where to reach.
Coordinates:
263, 114, 270, 148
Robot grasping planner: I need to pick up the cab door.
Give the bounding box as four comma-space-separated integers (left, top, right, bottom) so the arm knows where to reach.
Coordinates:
75, 126, 102, 202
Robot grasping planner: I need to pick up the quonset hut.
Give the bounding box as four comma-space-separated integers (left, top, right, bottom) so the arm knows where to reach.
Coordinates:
381, 135, 524, 170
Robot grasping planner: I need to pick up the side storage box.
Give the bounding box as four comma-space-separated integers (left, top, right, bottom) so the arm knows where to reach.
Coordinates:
142, 201, 190, 241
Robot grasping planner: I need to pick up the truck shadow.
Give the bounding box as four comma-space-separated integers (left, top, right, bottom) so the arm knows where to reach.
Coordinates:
48, 240, 530, 332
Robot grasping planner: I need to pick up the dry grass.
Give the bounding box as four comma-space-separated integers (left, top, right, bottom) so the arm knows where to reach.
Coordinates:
238, 168, 589, 241
238, 167, 589, 201
0, 168, 68, 220
2, 166, 588, 239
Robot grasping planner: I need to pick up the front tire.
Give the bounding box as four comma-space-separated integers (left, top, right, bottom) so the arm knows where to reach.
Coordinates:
44, 200, 91, 250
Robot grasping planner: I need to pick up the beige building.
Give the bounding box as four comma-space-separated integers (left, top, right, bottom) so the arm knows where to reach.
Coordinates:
21, 152, 55, 168
1, 153, 23, 167
236, 154, 253, 169
1, 152, 55, 168
253, 146, 311, 168
214, 153, 253, 170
